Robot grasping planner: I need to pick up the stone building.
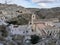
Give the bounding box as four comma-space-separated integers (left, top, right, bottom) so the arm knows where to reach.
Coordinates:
29, 13, 60, 36
8, 24, 35, 36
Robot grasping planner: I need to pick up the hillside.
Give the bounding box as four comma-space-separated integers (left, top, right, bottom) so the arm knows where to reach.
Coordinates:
0, 3, 32, 25
0, 3, 60, 24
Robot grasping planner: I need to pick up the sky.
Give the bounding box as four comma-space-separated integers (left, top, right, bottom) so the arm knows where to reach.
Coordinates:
0, 0, 60, 8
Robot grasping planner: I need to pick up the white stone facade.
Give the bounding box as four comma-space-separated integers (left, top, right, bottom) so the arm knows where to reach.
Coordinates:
8, 24, 35, 35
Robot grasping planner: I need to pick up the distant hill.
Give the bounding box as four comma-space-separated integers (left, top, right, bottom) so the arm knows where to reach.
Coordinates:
27, 7, 60, 19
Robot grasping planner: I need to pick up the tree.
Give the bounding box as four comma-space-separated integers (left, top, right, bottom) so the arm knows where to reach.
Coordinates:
30, 35, 40, 44
0, 25, 8, 37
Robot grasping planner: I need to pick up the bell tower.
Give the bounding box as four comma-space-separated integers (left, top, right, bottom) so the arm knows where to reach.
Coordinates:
29, 13, 36, 25
31, 13, 36, 25
32, 13, 36, 20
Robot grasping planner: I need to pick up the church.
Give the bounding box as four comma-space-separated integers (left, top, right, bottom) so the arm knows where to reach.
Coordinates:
29, 13, 60, 37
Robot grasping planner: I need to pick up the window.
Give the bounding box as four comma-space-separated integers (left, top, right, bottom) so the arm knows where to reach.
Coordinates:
5, 17, 8, 19
30, 23, 32, 25
26, 31, 28, 33
23, 31, 25, 33
33, 16, 34, 18
0, 11, 2, 14
32, 29, 34, 32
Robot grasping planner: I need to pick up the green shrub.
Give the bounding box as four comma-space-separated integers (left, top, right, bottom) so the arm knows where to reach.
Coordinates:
30, 35, 40, 44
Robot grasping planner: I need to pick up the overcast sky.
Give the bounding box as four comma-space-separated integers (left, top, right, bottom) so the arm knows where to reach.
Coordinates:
0, 0, 60, 8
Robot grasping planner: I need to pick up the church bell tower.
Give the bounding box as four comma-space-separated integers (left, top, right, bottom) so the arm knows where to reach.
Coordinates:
31, 13, 36, 25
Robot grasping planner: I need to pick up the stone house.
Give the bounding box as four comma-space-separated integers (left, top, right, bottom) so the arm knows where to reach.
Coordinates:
8, 24, 35, 36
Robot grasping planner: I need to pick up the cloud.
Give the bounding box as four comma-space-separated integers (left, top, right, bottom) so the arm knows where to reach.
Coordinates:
32, 0, 58, 3
31, 0, 59, 8
38, 3, 47, 8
